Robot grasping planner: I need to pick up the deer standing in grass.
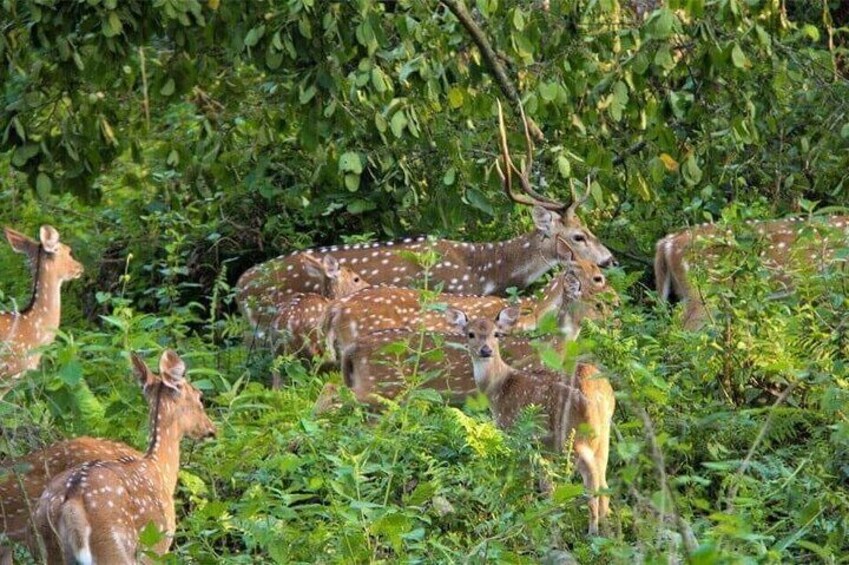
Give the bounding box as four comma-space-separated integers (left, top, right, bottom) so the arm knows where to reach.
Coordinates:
29, 350, 216, 564
341, 253, 616, 405
655, 215, 849, 328
235, 102, 615, 325
0, 226, 84, 398
450, 307, 615, 536
1, 438, 141, 565
325, 239, 614, 360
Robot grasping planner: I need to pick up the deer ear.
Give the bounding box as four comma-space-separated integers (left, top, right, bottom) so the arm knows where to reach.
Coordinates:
495, 307, 520, 330
563, 275, 582, 301
159, 349, 186, 391
555, 237, 576, 262
130, 352, 156, 389
39, 225, 60, 253
302, 254, 324, 279
5, 227, 38, 255
532, 206, 559, 235
445, 308, 469, 332
322, 255, 340, 279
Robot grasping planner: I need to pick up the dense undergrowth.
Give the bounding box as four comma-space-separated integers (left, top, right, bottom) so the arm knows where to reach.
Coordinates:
2, 0, 849, 563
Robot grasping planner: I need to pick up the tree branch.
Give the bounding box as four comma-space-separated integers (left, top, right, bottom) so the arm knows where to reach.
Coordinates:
440, 0, 545, 141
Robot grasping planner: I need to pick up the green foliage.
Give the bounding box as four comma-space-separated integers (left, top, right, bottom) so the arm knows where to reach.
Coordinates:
2, 0, 849, 563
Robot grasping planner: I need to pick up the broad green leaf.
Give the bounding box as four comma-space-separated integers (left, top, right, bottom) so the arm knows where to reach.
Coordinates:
557, 155, 571, 178
339, 151, 363, 174
160, 78, 175, 96
36, 172, 52, 196
682, 154, 703, 186
344, 173, 360, 192
443, 166, 456, 186
731, 43, 747, 69
244, 25, 265, 47
390, 110, 408, 138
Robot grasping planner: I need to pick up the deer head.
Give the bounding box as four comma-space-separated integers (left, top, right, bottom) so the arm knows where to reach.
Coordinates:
302, 253, 370, 299
130, 350, 217, 443
496, 101, 616, 269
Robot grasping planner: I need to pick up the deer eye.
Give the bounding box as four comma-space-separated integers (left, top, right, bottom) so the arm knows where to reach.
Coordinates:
354, 277, 360, 282
494, 331, 502, 338
468, 332, 475, 339
593, 275, 604, 284
572, 234, 586, 243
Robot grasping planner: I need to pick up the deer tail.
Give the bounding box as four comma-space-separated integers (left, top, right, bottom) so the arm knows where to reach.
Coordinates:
57, 497, 93, 565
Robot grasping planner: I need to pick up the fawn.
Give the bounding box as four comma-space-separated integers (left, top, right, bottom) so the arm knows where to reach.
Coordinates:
450, 307, 615, 536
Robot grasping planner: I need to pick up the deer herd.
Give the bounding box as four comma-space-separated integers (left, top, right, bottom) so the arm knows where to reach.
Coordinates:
2, 114, 848, 563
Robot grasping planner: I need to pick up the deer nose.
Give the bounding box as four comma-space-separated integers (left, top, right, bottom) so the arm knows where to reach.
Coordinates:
205, 423, 218, 438
479, 345, 493, 358
599, 256, 618, 268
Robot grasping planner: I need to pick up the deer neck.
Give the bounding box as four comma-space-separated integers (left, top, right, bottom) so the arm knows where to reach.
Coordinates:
144, 388, 184, 496
25, 250, 63, 339
466, 231, 556, 294
517, 275, 564, 330
471, 354, 514, 395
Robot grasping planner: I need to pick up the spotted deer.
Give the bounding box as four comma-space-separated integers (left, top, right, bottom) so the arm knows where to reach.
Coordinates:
1, 438, 141, 564
655, 215, 849, 328
0, 226, 84, 399
341, 253, 616, 405
451, 307, 615, 536
267, 254, 371, 363
240, 252, 370, 345
326, 239, 615, 360
235, 103, 615, 323
29, 350, 216, 564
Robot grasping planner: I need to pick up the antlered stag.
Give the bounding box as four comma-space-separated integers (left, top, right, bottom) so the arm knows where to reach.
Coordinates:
30, 350, 216, 564
655, 215, 849, 328
1, 226, 84, 398
235, 102, 614, 322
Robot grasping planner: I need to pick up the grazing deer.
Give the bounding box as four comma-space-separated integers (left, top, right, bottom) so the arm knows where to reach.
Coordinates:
240, 253, 370, 345
29, 350, 216, 564
1, 438, 141, 564
451, 307, 615, 536
341, 253, 616, 405
235, 103, 614, 312
326, 239, 615, 360
655, 215, 849, 328
268, 254, 371, 362
0, 226, 84, 399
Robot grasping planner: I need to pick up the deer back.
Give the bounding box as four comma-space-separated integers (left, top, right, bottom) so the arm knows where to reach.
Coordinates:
655, 215, 849, 327
0, 437, 140, 549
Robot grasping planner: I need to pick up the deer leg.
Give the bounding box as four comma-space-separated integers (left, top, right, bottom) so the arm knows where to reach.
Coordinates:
575, 444, 600, 536
0, 546, 12, 565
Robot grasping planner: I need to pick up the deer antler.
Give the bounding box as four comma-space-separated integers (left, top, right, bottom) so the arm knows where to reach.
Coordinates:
495, 100, 566, 212
566, 176, 590, 217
